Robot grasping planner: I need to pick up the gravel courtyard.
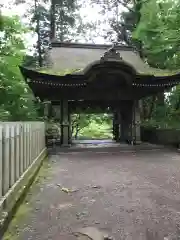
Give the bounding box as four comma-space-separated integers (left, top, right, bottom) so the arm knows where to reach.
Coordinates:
4, 143, 180, 240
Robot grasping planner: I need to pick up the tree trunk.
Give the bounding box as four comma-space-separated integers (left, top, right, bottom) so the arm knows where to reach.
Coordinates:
50, 0, 56, 40
156, 92, 165, 106
75, 125, 80, 139
35, 0, 43, 67
147, 95, 156, 119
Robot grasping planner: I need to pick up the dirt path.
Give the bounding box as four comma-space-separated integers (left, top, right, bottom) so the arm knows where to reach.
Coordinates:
4, 146, 180, 240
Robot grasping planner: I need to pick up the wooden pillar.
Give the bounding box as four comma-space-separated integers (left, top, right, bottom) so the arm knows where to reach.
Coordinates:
60, 100, 70, 146
44, 102, 48, 117
133, 100, 141, 144
68, 110, 72, 144
119, 101, 133, 144
43, 101, 53, 119
112, 112, 119, 141
49, 102, 53, 119
119, 116, 126, 143
112, 119, 116, 140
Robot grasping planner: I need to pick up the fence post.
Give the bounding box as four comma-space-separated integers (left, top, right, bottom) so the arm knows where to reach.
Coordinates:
26, 123, 29, 168
15, 124, 20, 181
41, 123, 45, 151
20, 124, 24, 175
35, 124, 38, 158
31, 124, 35, 162
36, 124, 38, 158
26, 123, 30, 167
10, 125, 15, 187
2, 125, 10, 195
29, 124, 32, 164
43, 123, 45, 149
23, 124, 27, 170
37, 123, 40, 155
0, 126, 2, 197
40, 123, 42, 152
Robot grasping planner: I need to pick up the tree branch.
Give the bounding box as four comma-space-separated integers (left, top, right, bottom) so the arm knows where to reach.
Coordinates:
117, 0, 134, 12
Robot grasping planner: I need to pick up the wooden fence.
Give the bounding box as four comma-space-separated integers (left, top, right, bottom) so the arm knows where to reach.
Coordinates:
0, 122, 45, 199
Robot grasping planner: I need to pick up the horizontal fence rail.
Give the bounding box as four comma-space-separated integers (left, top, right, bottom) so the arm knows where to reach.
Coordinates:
0, 122, 45, 199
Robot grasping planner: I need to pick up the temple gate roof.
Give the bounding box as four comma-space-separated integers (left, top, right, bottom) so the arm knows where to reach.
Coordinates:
49, 42, 171, 76
19, 42, 180, 102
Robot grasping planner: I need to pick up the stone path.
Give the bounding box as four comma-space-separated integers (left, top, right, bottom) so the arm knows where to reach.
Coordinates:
4, 144, 180, 240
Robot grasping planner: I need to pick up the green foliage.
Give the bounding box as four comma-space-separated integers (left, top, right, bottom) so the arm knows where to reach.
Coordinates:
54, 0, 76, 41
131, 0, 180, 129
79, 120, 112, 139
0, 15, 38, 121
46, 113, 112, 140
133, 0, 180, 69
2, 0, 180, 132
51, 0, 92, 42
71, 113, 112, 139
32, 1, 51, 67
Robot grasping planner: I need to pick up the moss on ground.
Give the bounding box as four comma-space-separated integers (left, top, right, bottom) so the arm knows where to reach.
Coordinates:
3, 159, 52, 240
3, 204, 32, 240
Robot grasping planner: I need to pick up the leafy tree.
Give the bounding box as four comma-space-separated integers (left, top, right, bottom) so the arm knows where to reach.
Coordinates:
0, 15, 38, 120
51, 0, 95, 42
133, 0, 180, 69
71, 114, 92, 139
131, 0, 180, 129
33, 0, 51, 67
53, 0, 76, 41
21, 0, 90, 67
71, 113, 112, 139
89, 0, 143, 49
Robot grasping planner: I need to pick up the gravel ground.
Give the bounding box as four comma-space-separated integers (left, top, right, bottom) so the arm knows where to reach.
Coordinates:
4, 144, 180, 240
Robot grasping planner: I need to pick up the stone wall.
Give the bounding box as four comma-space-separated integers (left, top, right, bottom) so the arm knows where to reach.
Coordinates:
141, 127, 180, 146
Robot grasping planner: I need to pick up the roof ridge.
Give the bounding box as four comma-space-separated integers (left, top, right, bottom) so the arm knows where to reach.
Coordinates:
51, 41, 135, 51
